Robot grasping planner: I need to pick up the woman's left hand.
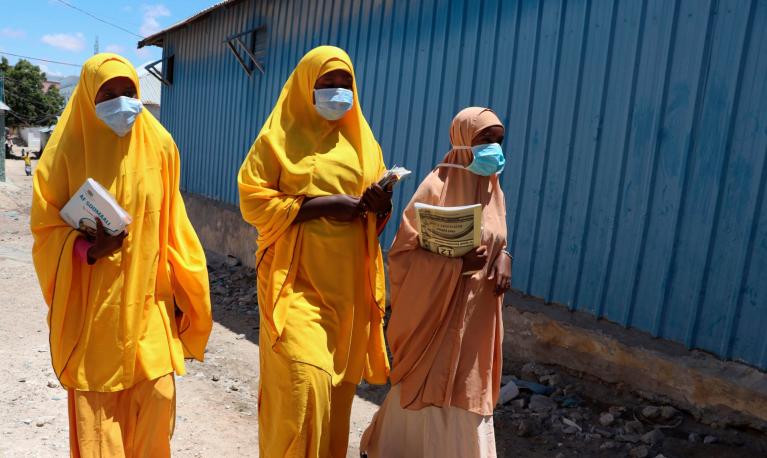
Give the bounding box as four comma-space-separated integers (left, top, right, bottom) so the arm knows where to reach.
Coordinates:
361, 184, 393, 215
488, 251, 512, 296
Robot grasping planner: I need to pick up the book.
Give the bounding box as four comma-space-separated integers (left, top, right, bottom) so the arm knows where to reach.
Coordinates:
60, 178, 132, 236
414, 202, 482, 258
378, 166, 412, 190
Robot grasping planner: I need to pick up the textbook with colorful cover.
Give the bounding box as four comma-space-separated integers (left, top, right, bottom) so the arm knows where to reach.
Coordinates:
60, 178, 132, 236
414, 202, 481, 258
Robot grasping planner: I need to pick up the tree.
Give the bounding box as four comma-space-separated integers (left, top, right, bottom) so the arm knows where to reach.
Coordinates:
2, 58, 65, 127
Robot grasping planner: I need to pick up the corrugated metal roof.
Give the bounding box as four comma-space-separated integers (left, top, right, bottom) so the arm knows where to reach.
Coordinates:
137, 65, 161, 106
137, 0, 244, 48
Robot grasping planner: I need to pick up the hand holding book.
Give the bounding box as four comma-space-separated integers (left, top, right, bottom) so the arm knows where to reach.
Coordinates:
86, 219, 128, 264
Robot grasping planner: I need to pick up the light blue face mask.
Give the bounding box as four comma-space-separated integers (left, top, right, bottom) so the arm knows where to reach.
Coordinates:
467, 143, 505, 175
439, 144, 505, 176
314, 88, 354, 121
95, 96, 143, 137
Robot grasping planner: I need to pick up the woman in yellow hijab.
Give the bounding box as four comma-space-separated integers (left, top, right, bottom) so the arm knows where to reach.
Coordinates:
30, 53, 212, 457
238, 46, 392, 457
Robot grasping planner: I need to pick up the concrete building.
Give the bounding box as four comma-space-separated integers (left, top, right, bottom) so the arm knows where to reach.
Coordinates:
139, 0, 767, 428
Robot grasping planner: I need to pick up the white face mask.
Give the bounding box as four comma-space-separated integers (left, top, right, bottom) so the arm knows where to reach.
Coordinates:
313, 88, 354, 121
95, 96, 143, 136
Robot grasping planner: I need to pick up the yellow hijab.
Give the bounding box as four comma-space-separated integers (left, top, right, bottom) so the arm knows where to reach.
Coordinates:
239, 46, 388, 380
31, 53, 212, 391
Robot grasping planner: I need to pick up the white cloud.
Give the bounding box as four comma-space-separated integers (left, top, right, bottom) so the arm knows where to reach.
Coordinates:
39, 65, 65, 78
105, 44, 126, 54
135, 47, 152, 59
140, 5, 171, 37
41, 32, 85, 52
0, 28, 26, 39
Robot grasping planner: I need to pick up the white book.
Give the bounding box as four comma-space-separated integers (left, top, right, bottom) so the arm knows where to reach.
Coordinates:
60, 178, 132, 236
414, 202, 482, 258
378, 166, 412, 190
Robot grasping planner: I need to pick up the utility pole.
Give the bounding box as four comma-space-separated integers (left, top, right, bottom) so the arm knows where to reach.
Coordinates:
0, 71, 6, 182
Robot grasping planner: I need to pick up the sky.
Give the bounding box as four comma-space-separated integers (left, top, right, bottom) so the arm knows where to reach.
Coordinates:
0, 0, 216, 79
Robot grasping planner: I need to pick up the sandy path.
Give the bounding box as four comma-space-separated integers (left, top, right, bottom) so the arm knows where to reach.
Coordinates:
0, 158, 380, 457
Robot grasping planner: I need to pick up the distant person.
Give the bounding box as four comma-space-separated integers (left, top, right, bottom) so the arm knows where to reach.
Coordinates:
361, 108, 511, 458
30, 53, 212, 457
238, 46, 393, 457
23, 152, 32, 176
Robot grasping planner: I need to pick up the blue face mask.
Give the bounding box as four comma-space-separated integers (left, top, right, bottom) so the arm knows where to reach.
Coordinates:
466, 143, 505, 176
95, 96, 143, 137
314, 88, 354, 121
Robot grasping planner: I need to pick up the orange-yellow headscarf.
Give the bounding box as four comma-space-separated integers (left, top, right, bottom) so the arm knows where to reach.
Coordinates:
31, 53, 212, 391
238, 46, 388, 359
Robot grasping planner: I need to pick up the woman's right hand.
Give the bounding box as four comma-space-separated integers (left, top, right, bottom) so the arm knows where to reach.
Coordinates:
87, 219, 128, 265
461, 246, 488, 273
295, 194, 363, 223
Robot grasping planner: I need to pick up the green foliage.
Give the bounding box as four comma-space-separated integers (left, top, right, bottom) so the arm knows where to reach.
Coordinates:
1, 58, 66, 127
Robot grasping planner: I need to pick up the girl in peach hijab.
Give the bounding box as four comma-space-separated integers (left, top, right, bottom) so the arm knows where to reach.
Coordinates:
361, 107, 511, 458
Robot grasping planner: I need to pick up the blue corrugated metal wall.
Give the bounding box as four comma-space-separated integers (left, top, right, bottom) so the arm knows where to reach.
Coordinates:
159, 0, 767, 370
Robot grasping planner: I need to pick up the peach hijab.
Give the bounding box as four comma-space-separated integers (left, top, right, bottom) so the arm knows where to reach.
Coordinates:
386, 107, 508, 415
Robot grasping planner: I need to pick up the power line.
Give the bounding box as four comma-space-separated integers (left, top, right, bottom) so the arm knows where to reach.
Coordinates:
53, 0, 145, 39
0, 52, 81, 68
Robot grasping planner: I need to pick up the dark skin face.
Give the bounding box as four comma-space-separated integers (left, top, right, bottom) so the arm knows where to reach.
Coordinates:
86, 76, 137, 262
471, 125, 505, 146
463, 123, 512, 292
313, 69, 353, 90
295, 69, 392, 223
94, 77, 137, 105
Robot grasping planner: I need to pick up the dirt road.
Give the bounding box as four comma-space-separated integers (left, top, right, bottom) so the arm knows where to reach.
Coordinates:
0, 157, 380, 457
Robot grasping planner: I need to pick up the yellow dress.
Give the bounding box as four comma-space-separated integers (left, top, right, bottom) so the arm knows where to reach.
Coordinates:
238, 46, 389, 457
30, 53, 212, 456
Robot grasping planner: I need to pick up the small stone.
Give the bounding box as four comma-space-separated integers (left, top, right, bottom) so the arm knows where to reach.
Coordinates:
655, 454, 667, 458
600, 441, 620, 450
642, 406, 660, 419
35, 416, 54, 427
599, 412, 615, 427
660, 406, 678, 420
641, 428, 664, 446
510, 398, 526, 410
594, 427, 614, 438
23, 419, 32, 425
516, 418, 540, 437
563, 426, 579, 435
555, 453, 566, 458
629, 445, 650, 458
609, 406, 626, 418
499, 380, 520, 404
225, 255, 241, 267
212, 374, 220, 382
540, 373, 562, 387
618, 434, 641, 443
688, 432, 701, 443
625, 420, 644, 434
703, 435, 718, 445
47, 380, 58, 389
501, 375, 514, 385
235, 333, 246, 340
529, 394, 557, 413
18, 378, 26, 383
229, 385, 239, 392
